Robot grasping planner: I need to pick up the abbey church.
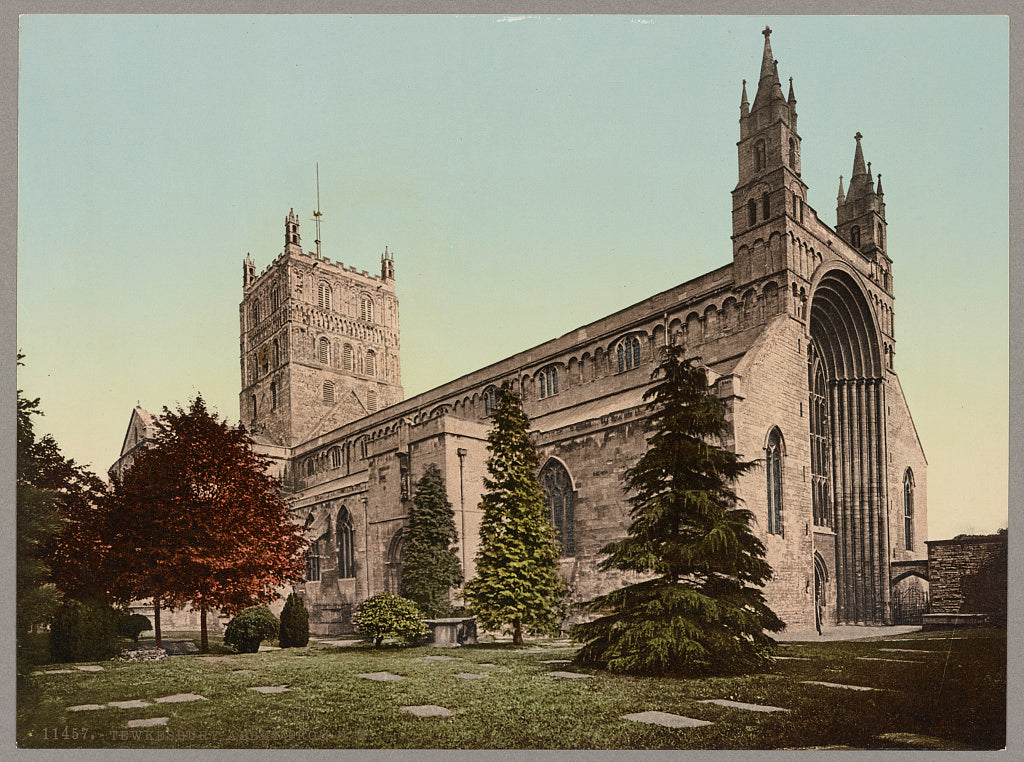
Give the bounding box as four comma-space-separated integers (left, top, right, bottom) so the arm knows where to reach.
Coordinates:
170, 29, 929, 634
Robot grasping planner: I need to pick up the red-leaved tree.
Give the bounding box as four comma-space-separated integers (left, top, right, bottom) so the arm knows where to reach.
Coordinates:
102, 396, 305, 652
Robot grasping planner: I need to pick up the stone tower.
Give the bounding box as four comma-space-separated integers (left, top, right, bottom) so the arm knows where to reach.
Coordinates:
239, 210, 403, 447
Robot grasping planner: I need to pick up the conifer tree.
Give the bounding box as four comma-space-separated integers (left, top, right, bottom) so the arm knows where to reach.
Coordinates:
464, 386, 565, 645
400, 463, 463, 618
572, 345, 784, 676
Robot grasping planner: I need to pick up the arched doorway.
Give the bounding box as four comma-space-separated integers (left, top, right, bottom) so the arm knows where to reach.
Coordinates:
808, 267, 889, 624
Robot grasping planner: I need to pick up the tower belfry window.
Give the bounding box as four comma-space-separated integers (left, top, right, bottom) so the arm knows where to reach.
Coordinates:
323, 380, 335, 404
318, 281, 332, 310
762, 192, 771, 220
850, 225, 861, 249
755, 139, 767, 171
748, 198, 757, 226
318, 337, 330, 365
789, 138, 796, 168
360, 295, 373, 323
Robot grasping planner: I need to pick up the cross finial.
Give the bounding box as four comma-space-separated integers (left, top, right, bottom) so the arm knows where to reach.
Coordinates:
855, 131, 863, 142
763, 26, 772, 37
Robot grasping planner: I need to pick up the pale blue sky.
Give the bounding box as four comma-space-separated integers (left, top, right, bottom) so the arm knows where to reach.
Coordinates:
17, 15, 1008, 539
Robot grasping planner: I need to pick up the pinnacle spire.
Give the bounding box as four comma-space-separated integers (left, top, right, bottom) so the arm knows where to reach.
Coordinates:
741, 79, 749, 109
876, 173, 884, 196
751, 26, 786, 112
852, 132, 868, 178
837, 175, 845, 204
788, 76, 796, 104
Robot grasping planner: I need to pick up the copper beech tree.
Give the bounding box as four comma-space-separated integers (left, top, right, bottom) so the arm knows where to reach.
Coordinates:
101, 396, 305, 652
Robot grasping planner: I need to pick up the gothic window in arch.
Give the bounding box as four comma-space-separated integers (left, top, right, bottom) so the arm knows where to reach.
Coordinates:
251, 302, 260, 327
251, 394, 257, 420
330, 446, 342, 470
358, 438, 368, 460
808, 343, 832, 527
540, 460, 575, 557
754, 139, 767, 171
270, 381, 278, 410
904, 469, 915, 550
272, 338, 280, 367
850, 225, 861, 249
616, 335, 641, 373
761, 191, 771, 220
271, 285, 280, 312
343, 343, 354, 371
538, 366, 559, 399
789, 137, 796, 168
305, 546, 321, 582
318, 337, 330, 365
748, 198, 757, 226
365, 350, 376, 377
360, 294, 374, 323
305, 458, 315, 477
337, 507, 355, 579
367, 389, 378, 412
765, 428, 784, 535
318, 281, 332, 310
483, 387, 497, 417
384, 529, 405, 594
323, 380, 335, 405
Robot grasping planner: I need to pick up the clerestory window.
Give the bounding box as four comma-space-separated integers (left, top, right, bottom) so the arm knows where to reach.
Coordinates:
766, 428, 784, 535
616, 335, 641, 373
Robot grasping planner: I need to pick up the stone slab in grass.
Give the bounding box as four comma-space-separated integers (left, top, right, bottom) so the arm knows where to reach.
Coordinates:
108, 700, 153, 709
698, 699, 788, 713
258, 645, 281, 651
75, 665, 105, 672
546, 671, 593, 679
127, 717, 169, 728
357, 672, 406, 682
476, 663, 496, 668
455, 672, 487, 680
772, 656, 810, 661
541, 659, 571, 664
402, 705, 453, 718
249, 685, 291, 694
36, 669, 76, 675
422, 655, 459, 661
69, 704, 106, 712
858, 657, 916, 664
878, 648, 934, 654
321, 639, 362, 647
155, 693, 207, 703
801, 681, 875, 691
622, 711, 712, 729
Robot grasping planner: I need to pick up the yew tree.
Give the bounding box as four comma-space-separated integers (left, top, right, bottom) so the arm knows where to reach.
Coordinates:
105, 396, 305, 652
464, 386, 565, 645
400, 463, 463, 617
572, 344, 784, 676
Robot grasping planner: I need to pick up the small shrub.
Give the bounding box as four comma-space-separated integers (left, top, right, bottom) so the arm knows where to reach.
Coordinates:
223, 607, 279, 653
117, 613, 153, 643
278, 593, 310, 648
354, 593, 429, 647
48, 599, 121, 663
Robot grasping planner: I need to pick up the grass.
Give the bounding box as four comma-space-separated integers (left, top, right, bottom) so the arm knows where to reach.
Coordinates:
16, 627, 1005, 750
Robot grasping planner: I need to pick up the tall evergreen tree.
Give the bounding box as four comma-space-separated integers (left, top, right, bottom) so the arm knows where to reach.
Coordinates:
464, 386, 565, 645
400, 463, 463, 618
572, 344, 784, 676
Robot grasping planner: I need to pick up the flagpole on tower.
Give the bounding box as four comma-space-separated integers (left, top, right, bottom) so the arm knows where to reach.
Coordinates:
313, 163, 323, 259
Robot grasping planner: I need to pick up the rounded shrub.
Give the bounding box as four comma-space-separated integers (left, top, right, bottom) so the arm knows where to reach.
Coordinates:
118, 613, 153, 643
223, 607, 279, 653
48, 599, 122, 663
278, 593, 310, 648
354, 592, 429, 647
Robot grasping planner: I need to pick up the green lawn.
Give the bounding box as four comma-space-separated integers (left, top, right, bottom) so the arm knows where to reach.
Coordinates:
16, 627, 1005, 750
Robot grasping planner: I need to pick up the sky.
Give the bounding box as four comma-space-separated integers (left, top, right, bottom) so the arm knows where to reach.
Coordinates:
16, 14, 1009, 540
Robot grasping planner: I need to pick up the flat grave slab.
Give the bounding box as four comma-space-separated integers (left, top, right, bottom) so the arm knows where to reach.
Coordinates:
321, 639, 362, 647
155, 693, 206, 703
422, 655, 459, 661
127, 717, 169, 728
75, 665, 105, 672
108, 700, 153, 709
476, 663, 496, 668
698, 699, 788, 713
858, 657, 916, 663
357, 672, 405, 682
801, 681, 875, 691
878, 648, 934, 654
249, 685, 291, 694
37, 669, 76, 675
455, 673, 487, 680
622, 711, 712, 729
541, 659, 571, 665
402, 705, 453, 718
546, 671, 593, 679
69, 704, 106, 712
772, 656, 810, 661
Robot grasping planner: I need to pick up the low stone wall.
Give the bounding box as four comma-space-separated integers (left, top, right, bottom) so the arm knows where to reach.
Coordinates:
926, 532, 1007, 618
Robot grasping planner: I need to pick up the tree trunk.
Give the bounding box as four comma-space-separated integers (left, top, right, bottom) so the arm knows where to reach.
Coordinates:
513, 619, 523, 646
200, 604, 209, 653
153, 597, 162, 649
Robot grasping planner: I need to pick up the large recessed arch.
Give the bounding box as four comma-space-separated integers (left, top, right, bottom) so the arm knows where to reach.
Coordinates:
808, 266, 882, 381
